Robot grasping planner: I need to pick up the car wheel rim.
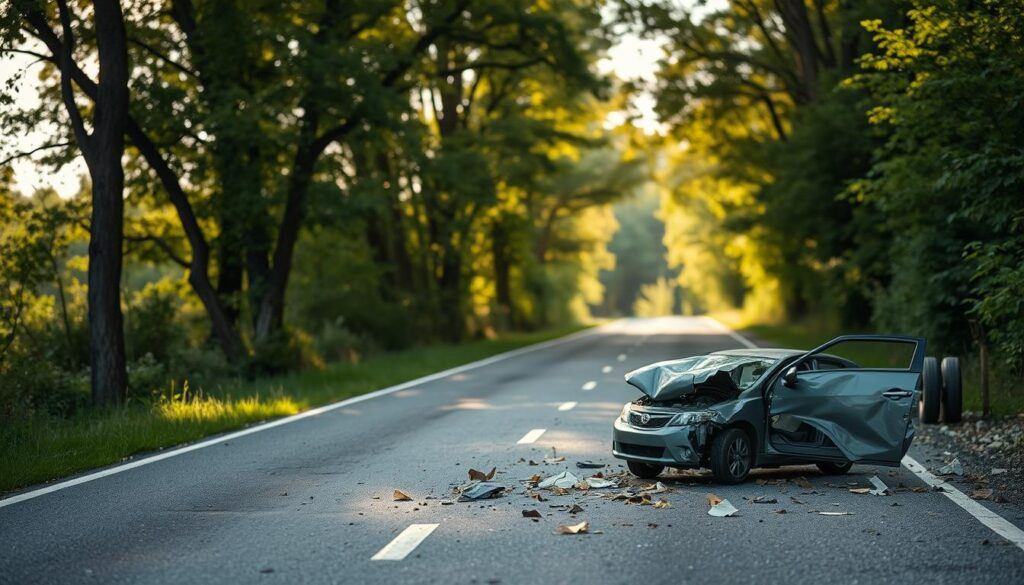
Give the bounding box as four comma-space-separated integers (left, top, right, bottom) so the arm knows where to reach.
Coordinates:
728, 437, 749, 477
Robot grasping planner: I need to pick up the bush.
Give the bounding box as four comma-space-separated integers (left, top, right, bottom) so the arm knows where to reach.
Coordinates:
314, 317, 366, 363
249, 328, 322, 376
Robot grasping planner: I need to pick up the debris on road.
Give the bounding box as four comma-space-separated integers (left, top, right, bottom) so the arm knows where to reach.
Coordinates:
849, 487, 871, 494
652, 499, 672, 509
708, 498, 739, 517
522, 509, 542, 519
817, 511, 853, 516
751, 495, 777, 504
544, 456, 566, 464
937, 458, 964, 476
556, 521, 590, 535
393, 490, 413, 501
583, 476, 617, 489
568, 504, 584, 514
468, 467, 497, 481
456, 481, 506, 501
576, 461, 605, 469
991, 468, 1008, 475
869, 476, 890, 496
538, 471, 579, 490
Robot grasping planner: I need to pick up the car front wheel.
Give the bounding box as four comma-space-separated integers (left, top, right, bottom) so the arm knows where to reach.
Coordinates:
816, 461, 853, 475
627, 460, 664, 479
709, 428, 752, 484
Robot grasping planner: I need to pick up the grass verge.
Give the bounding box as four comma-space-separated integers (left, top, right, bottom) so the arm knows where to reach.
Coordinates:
735, 318, 1024, 417
0, 324, 591, 493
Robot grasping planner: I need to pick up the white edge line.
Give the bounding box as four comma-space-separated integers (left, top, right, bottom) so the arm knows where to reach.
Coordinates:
703, 316, 759, 349
517, 429, 546, 444
711, 317, 1024, 551
902, 455, 1024, 551
370, 523, 439, 561
581, 381, 597, 391
558, 401, 577, 412
0, 323, 615, 509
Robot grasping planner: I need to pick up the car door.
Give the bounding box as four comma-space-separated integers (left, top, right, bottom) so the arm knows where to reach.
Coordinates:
766, 335, 925, 465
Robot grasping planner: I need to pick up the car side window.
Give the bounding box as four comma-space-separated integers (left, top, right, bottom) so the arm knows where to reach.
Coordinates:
812, 357, 847, 371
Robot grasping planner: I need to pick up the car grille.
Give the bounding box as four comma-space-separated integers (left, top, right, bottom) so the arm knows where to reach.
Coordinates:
615, 442, 665, 458
628, 411, 673, 429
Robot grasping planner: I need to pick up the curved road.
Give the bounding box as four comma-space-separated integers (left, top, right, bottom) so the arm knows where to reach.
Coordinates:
2, 317, 1023, 584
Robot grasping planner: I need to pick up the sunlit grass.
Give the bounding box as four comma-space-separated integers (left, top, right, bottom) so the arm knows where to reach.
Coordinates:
0, 324, 590, 493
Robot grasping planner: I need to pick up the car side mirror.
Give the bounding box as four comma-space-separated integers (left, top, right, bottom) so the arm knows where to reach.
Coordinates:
782, 365, 799, 388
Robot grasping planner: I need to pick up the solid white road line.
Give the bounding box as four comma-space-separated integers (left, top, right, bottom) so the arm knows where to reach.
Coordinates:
902, 455, 1024, 552
601, 365, 613, 374
558, 401, 577, 412
0, 324, 616, 509
703, 316, 759, 349
370, 523, 439, 561
581, 381, 597, 391
710, 318, 1024, 552
517, 429, 546, 444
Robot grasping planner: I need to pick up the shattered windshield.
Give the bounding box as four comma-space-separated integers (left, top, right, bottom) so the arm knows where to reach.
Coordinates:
681, 354, 779, 389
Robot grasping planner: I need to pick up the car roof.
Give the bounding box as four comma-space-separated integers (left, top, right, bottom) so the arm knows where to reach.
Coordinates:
710, 348, 803, 359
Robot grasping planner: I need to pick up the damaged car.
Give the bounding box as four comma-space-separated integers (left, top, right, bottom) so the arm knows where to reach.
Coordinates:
612, 335, 953, 484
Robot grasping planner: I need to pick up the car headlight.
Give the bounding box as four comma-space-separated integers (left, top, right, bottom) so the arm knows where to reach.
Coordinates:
668, 410, 717, 426
619, 403, 632, 422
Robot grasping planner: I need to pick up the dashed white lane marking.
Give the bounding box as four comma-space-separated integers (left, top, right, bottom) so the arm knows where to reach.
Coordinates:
0, 324, 616, 509
617, 354, 627, 362
703, 316, 758, 349
581, 381, 597, 391
370, 523, 439, 561
558, 401, 577, 411
902, 455, 1024, 552
517, 429, 547, 444
601, 365, 613, 374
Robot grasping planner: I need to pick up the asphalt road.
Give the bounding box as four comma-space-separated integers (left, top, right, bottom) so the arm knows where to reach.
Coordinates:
2, 317, 1023, 585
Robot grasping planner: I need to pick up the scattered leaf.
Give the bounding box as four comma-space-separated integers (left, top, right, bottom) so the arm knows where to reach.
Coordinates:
393, 490, 412, 501
556, 521, 589, 535
522, 509, 542, 518
971, 488, 994, 500
911, 486, 929, 493
544, 456, 566, 464
568, 504, 584, 514
468, 467, 497, 481
849, 488, 872, 495
795, 477, 814, 489
706, 494, 723, 506
653, 499, 672, 509
751, 495, 777, 504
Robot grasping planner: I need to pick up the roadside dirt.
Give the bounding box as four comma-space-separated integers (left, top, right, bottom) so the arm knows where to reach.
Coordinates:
915, 412, 1024, 508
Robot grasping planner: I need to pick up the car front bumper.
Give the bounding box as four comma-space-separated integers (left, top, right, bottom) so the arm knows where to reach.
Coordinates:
611, 417, 709, 468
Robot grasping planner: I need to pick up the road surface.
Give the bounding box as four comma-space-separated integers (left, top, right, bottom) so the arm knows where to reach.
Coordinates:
2, 317, 1023, 584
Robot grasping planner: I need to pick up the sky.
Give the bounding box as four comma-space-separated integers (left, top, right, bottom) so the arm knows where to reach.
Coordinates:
0, 19, 667, 200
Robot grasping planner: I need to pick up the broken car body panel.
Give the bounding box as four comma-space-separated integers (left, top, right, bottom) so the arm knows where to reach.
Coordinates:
612, 335, 926, 475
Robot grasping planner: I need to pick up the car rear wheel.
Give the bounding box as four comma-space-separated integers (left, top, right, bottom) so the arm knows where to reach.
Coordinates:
626, 460, 664, 479
919, 356, 941, 424
709, 428, 752, 484
816, 461, 853, 475
941, 356, 962, 424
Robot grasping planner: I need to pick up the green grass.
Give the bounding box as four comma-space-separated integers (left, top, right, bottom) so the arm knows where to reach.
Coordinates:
0, 324, 591, 493
744, 320, 1024, 417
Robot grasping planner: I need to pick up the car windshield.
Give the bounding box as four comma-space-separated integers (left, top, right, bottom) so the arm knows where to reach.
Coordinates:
675, 354, 779, 390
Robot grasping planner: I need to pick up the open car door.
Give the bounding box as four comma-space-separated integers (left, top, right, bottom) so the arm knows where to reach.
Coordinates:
766, 335, 925, 466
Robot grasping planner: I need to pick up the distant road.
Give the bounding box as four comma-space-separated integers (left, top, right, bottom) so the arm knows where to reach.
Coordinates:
2, 317, 1023, 584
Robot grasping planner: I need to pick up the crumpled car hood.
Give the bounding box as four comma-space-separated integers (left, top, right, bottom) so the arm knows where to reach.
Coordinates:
625, 358, 736, 402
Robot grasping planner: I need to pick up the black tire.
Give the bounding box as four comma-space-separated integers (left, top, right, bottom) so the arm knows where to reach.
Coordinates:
709, 428, 752, 484
627, 460, 664, 479
919, 356, 941, 424
816, 461, 853, 475
941, 356, 963, 424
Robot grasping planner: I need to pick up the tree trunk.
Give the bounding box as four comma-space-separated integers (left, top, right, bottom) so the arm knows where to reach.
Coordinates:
492, 219, 515, 329
81, 0, 130, 405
